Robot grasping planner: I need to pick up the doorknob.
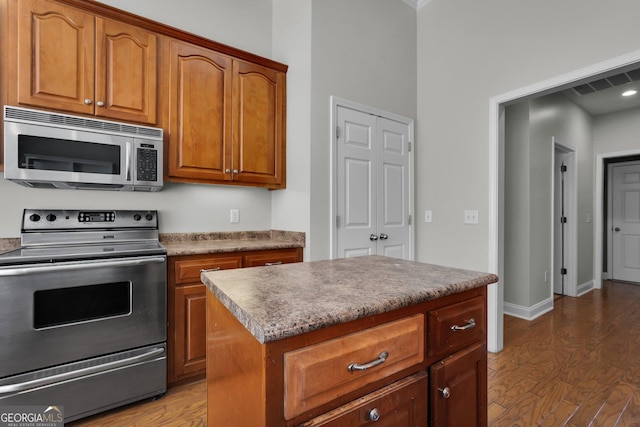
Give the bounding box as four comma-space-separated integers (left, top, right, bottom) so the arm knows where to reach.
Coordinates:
370, 234, 378, 241
379, 233, 388, 240
615, 227, 621, 232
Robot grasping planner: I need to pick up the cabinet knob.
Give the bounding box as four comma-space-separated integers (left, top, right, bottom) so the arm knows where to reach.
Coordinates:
225, 169, 231, 173
439, 386, 451, 399
233, 169, 239, 174
84, 98, 92, 105
96, 100, 105, 107
367, 407, 381, 422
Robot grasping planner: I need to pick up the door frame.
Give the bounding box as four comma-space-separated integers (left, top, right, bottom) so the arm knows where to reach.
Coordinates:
329, 96, 415, 260
606, 158, 640, 280
552, 139, 577, 297
489, 48, 640, 353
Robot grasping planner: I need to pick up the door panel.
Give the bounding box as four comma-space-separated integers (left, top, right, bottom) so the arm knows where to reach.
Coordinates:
612, 163, 640, 282
336, 106, 412, 260
337, 107, 377, 258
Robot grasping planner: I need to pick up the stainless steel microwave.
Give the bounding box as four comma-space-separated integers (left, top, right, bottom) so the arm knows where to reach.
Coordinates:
3, 106, 163, 191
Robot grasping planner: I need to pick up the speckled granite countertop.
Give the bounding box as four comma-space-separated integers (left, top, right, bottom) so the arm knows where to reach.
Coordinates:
160, 230, 304, 256
201, 255, 498, 344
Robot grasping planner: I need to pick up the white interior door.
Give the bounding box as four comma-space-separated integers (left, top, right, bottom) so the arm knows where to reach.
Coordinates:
335, 103, 413, 260
612, 162, 640, 283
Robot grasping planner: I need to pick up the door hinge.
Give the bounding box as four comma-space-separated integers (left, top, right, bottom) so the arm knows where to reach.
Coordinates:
336, 126, 341, 139
408, 142, 412, 152
408, 214, 412, 225
560, 268, 567, 275
560, 216, 567, 224
561, 164, 567, 173
336, 215, 341, 228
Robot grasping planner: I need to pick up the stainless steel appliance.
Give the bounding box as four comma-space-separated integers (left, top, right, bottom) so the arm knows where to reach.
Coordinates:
0, 209, 167, 422
3, 106, 163, 191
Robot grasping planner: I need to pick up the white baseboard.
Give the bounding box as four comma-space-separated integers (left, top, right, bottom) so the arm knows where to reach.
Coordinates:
503, 297, 554, 321
577, 279, 595, 296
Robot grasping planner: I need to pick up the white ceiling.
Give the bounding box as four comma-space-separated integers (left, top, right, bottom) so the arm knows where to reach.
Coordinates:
561, 65, 640, 116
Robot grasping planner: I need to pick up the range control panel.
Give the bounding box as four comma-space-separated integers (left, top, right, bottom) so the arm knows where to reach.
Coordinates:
22, 209, 159, 231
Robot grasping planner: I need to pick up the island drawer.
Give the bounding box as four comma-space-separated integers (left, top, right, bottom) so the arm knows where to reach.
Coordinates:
284, 314, 425, 420
297, 371, 428, 426
428, 297, 485, 357
173, 254, 243, 285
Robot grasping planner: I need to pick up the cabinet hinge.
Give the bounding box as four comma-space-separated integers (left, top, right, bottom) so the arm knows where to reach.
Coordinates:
408, 214, 412, 225
336, 126, 341, 139
336, 215, 341, 228
560, 268, 567, 275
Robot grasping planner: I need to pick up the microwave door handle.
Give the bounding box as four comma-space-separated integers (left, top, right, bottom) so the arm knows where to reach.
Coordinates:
125, 141, 132, 182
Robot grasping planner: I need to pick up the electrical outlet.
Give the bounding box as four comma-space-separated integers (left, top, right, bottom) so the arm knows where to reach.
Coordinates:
230, 209, 240, 224
464, 210, 478, 224
424, 210, 433, 223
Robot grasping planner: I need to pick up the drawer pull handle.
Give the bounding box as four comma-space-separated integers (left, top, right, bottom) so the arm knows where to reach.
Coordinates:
439, 386, 451, 399
347, 351, 388, 372
451, 318, 476, 331
265, 261, 283, 266
368, 407, 381, 422
201, 267, 221, 273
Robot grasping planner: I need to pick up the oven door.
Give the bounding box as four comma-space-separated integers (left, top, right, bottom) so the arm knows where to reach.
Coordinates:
0, 255, 166, 379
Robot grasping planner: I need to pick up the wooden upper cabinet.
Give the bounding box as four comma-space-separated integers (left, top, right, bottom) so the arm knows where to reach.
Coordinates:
232, 60, 286, 187
164, 38, 233, 182
9, 0, 158, 124
164, 39, 287, 189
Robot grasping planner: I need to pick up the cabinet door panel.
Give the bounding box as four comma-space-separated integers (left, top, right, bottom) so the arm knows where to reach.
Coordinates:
430, 343, 487, 427
166, 39, 233, 181
232, 60, 285, 187
13, 0, 94, 114
174, 284, 207, 378
95, 18, 158, 124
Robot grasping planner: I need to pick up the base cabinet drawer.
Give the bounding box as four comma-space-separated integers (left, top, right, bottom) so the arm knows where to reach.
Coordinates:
298, 372, 428, 427
428, 297, 485, 357
285, 314, 424, 419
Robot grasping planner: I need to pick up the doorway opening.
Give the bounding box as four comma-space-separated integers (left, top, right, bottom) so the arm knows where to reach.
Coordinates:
489, 49, 640, 353
553, 140, 577, 297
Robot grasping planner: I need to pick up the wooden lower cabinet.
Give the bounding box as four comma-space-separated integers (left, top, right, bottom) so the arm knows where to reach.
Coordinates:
167, 247, 302, 385
206, 286, 488, 426
299, 372, 428, 427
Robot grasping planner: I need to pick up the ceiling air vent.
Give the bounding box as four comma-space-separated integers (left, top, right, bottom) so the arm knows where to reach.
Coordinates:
571, 67, 640, 96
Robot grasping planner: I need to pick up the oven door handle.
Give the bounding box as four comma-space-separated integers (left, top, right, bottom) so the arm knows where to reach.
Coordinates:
0, 346, 165, 395
0, 256, 166, 276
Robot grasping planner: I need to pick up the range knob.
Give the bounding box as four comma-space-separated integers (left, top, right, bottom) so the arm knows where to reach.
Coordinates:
46, 214, 57, 222
29, 213, 41, 222
145, 213, 154, 221
133, 214, 142, 221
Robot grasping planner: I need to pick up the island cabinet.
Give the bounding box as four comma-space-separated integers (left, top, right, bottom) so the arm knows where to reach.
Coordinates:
163, 37, 286, 189
203, 256, 497, 427
167, 247, 302, 385
6, 0, 158, 124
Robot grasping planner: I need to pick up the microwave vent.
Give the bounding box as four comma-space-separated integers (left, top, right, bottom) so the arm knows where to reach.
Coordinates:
4, 106, 162, 139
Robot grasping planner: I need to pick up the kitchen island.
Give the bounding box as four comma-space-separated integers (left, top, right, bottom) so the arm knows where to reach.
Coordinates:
201, 255, 498, 426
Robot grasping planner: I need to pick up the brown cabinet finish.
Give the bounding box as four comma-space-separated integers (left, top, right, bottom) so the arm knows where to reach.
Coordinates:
299, 372, 428, 427
206, 285, 488, 427
8, 0, 158, 124
164, 42, 287, 189
168, 248, 302, 385
244, 247, 303, 267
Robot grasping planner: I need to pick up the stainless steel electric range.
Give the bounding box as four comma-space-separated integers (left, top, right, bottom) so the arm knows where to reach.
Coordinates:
0, 209, 167, 422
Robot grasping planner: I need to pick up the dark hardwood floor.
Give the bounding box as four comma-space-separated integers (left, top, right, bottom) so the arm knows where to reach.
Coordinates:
69, 280, 640, 426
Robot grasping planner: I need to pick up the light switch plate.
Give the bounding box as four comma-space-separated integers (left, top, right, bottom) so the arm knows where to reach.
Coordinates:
424, 210, 433, 223
230, 209, 240, 224
464, 210, 478, 224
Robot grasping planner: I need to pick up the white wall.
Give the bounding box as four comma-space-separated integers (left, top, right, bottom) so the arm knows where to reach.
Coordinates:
309, 0, 417, 260
593, 107, 640, 156
416, 0, 640, 272
0, 0, 280, 238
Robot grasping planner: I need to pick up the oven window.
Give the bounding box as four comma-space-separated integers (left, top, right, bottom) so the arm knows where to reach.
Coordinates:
34, 282, 131, 329
18, 135, 121, 174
